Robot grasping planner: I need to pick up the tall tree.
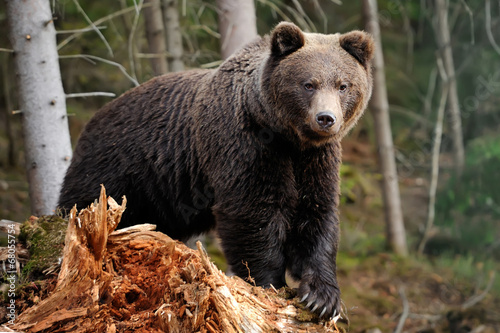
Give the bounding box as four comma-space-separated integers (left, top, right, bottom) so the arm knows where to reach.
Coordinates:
434, 0, 465, 176
362, 0, 408, 256
5, 0, 72, 215
162, 0, 184, 72
216, 0, 258, 59
144, 0, 169, 75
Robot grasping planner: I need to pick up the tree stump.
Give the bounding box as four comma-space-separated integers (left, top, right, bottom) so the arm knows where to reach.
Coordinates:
11, 186, 340, 332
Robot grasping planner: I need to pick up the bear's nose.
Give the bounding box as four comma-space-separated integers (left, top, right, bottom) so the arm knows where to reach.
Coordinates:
316, 112, 336, 129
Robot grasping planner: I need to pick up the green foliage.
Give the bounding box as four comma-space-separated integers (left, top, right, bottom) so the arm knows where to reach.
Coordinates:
432, 253, 500, 297
339, 164, 379, 205
435, 135, 500, 259
340, 222, 386, 256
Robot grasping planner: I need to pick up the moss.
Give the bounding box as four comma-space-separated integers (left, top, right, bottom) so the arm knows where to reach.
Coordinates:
294, 307, 317, 322
291, 295, 323, 323
19, 215, 67, 280
276, 286, 297, 300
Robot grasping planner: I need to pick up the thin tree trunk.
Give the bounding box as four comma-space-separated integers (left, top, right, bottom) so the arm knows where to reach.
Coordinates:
216, 0, 258, 59
435, 0, 465, 176
162, 0, 184, 72
418, 76, 449, 255
144, 0, 169, 75
5, 0, 72, 215
363, 0, 408, 256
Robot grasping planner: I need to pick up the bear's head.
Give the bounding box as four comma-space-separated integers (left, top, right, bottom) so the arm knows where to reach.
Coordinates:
261, 22, 375, 147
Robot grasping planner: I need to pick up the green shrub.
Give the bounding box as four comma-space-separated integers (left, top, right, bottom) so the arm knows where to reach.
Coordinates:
435, 135, 500, 259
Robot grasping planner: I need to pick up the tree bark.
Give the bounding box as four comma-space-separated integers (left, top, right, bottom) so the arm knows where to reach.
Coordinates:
216, 0, 258, 59
434, 0, 465, 176
12, 186, 340, 333
162, 0, 184, 72
362, 0, 408, 256
144, 0, 169, 75
5, 0, 73, 216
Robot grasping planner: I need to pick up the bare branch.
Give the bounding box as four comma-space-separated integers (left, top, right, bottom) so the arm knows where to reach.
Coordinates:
290, 0, 316, 32
408, 313, 442, 321
59, 54, 139, 87
128, 0, 144, 83
57, 5, 145, 51
311, 0, 328, 33
56, 26, 107, 34
423, 67, 438, 118
66, 92, 116, 99
0, 48, 14, 53
486, 0, 500, 56
436, 53, 448, 82
462, 271, 497, 310
256, 0, 293, 23
389, 105, 434, 126
200, 60, 223, 69
135, 52, 171, 59
418, 56, 449, 256
191, 24, 221, 39
460, 0, 475, 45
396, 0, 415, 72
393, 287, 410, 333
72, 0, 114, 57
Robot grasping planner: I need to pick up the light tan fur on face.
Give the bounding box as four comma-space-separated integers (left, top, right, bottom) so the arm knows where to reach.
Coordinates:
308, 89, 343, 136
264, 22, 374, 147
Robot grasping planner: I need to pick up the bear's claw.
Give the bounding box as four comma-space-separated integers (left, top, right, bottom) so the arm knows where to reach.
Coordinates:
298, 276, 341, 320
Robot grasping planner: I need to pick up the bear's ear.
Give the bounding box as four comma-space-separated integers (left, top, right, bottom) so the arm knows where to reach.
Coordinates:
270, 22, 305, 57
339, 31, 375, 69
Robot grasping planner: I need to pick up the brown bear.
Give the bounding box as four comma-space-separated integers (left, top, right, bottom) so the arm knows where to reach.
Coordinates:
58, 22, 374, 319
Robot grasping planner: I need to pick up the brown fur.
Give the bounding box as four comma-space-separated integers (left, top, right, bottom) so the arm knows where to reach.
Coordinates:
59, 22, 374, 318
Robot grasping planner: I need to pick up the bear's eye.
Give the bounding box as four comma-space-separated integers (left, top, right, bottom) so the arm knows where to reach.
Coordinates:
339, 84, 348, 92
304, 83, 315, 91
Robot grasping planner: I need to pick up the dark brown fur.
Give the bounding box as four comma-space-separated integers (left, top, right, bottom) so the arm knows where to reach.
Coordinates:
59, 22, 374, 318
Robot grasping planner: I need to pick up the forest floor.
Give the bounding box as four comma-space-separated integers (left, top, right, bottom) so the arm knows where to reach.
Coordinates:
0, 138, 499, 332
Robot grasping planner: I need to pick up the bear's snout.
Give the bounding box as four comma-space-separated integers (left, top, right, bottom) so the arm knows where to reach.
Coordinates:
316, 112, 336, 129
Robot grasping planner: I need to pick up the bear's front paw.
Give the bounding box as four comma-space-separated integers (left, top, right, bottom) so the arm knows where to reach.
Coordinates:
298, 275, 341, 320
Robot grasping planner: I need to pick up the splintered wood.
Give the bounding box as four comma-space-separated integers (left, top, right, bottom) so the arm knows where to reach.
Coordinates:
12, 186, 339, 333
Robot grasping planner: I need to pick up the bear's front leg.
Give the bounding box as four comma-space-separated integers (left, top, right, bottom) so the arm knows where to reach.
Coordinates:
215, 207, 289, 289
287, 146, 342, 320
287, 207, 341, 319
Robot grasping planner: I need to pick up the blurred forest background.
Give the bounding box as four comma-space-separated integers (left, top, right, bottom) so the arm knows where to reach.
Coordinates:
0, 0, 499, 332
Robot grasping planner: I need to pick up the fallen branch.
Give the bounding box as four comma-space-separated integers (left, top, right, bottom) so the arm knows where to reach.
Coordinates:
393, 286, 410, 333
462, 271, 496, 310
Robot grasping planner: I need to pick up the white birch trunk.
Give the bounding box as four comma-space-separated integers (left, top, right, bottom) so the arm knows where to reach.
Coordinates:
435, 0, 465, 176
144, 0, 169, 75
216, 0, 258, 59
162, 0, 184, 72
363, 0, 408, 256
5, 0, 72, 216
